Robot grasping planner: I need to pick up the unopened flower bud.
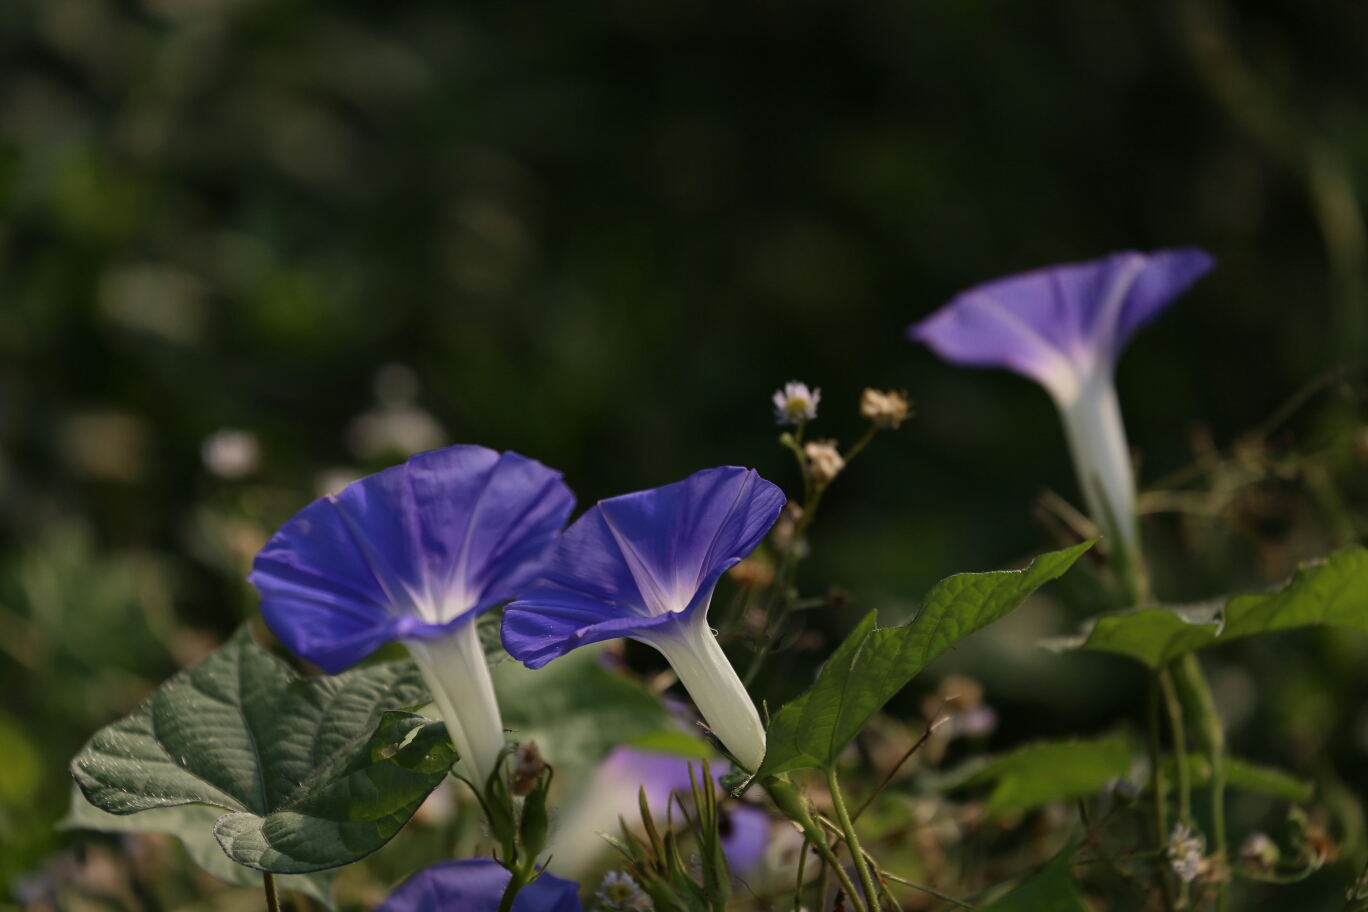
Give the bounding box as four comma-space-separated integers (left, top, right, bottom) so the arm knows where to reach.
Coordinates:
860, 388, 911, 429
773, 381, 820, 425
1239, 832, 1279, 872
804, 440, 844, 485
510, 740, 547, 796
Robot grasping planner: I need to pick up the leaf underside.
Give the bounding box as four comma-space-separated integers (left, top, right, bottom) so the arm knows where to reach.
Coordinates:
756, 542, 1093, 778
61, 785, 336, 904
71, 624, 455, 873
1055, 547, 1368, 668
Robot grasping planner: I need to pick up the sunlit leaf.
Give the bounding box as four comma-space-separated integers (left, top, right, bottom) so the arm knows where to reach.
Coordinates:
70, 625, 454, 874
1049, 548, 1368, 668
756, 543, 1093, 778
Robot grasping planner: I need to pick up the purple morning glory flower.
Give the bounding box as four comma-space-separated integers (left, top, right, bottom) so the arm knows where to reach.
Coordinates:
502, 467, 784, 770
549, 747, 772, 877
249, 444, 575, 786
910, 248, 1213, 547
374, 859, 582, 912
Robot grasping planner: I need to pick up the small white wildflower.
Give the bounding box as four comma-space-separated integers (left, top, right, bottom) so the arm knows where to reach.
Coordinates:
773, 381, 820, 425
596, 871, 652, 911
1239, 831, 1279, 872
860, 388, 911, 429
804, 440, 844, 485
201, 429, 260, 479
1168, 823, 1203, 883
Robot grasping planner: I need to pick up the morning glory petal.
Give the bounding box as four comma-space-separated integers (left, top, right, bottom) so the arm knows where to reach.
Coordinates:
249, 444, 575, 673
910, 248, 1213, 403
503, 466, 785, 656
374, 859, 582, 912
503, 466, 783, 769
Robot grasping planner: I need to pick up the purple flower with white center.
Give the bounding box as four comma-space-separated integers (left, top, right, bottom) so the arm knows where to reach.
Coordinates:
910, 248, 1213, 548
373, 859, 582, 912
502, 467, 784, 770
549, 747, 773, 877
249, 445, 575, 787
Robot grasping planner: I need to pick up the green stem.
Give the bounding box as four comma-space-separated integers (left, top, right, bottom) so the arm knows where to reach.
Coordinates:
794, 837, 810, 912
828, 768, 880, 911
1149, 673, 1175, 912
263, 873, 281, 912
1159, 666, 1191, 909
743, 492, 821, 686
816, 842, 832, 912
764, 777, 867, 912
1178, 653, 1227, 912
496, 863, 533, 912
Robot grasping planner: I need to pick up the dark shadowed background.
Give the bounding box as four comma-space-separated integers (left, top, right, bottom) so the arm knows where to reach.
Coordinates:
3, 0, 1368, 903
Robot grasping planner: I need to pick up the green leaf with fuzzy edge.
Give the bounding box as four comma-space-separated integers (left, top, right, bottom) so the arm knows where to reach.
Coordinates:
1049, 548, 1368, 668
756, 542, 1093, 778
70, 625, 454, 873
60, 785, 336, 905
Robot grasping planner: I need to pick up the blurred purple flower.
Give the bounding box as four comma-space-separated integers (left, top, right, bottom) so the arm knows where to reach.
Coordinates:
374, 859, 581, 912
502, 467, 783, 769
910, 249, 1213, 547
550, 748, 771, 878
249, 444, 575, 786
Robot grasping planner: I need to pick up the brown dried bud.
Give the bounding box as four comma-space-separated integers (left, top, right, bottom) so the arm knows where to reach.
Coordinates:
728, 557, 775, 589
510, 740, 547, 796
860, 388, 912, 429
804, 440, 845, 485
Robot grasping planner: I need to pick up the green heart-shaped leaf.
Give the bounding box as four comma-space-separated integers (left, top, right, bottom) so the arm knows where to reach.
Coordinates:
70, 625, 456, 873
1049, 547, 1368, 668
756, 542, 1092, 778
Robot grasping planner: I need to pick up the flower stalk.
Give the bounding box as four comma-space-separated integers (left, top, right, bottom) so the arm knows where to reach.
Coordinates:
406, 621, 506, 788
828, 768, 880, 912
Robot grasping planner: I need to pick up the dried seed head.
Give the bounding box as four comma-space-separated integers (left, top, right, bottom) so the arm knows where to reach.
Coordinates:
510, 740, 546, 796
860, 388, 911, 429
804, 440, 845, 485
727, 557, 775, 589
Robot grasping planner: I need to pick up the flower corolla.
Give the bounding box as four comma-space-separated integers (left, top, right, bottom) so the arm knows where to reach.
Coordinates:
502, 466, 784, 770
910, 248, 1213, 549
773, 381, 820, 425
249, 444, 575, 787
373, 859, 581, 912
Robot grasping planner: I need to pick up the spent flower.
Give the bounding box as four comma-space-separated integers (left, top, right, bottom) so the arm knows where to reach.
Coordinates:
860, 388, 911, 429
249, 444, 574, 787
911, 248, 1213, 551
773, 381, 820, 425
503, 466, 784, 770
804, 440, 845, 485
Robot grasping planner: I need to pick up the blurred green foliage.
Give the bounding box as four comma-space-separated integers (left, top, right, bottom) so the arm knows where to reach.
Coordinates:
4, 0, 1368, 907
